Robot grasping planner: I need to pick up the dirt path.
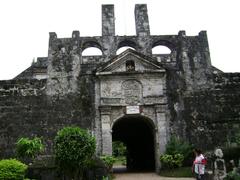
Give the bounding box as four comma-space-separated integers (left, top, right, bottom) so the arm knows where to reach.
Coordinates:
114, 172, 194, 180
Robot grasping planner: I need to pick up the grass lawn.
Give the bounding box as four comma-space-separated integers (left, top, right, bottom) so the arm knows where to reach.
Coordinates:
159, 167, 194, 177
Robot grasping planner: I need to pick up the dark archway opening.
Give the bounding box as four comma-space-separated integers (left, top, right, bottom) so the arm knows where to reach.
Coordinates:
112, 116, 155, 171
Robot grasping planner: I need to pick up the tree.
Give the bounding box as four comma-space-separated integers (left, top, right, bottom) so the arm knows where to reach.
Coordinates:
54, 126, 96, 180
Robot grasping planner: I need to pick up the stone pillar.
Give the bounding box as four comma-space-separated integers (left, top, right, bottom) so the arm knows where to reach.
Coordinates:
100, 106, 112, 155
135, 4, 150, 36
156, 104, 168, 153
155, 104, 168, 172
199, 31, 211, 68
71, 31, 81, 85
197, 31, 213, 89
102, 4, 116, 58
102, 4, 115, 36
135, 4, 151, 55
49, 32, 57, 48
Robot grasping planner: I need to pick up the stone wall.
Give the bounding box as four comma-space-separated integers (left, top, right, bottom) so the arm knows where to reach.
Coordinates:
0, 77, 94, 158
183, 73, 240, 149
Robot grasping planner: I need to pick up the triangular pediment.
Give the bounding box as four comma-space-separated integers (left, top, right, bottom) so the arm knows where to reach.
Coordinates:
96, 49, 165, 75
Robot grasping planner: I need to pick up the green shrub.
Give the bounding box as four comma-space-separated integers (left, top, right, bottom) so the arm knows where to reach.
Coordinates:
100, 155, 116, 172
160, 153, 184, 169
0, 159, 27, 180
112, 141, 126, 157
224, 169, 240, 180
165, 136, 193, 165
16, 137, 44, 160
54, 126, 96, 179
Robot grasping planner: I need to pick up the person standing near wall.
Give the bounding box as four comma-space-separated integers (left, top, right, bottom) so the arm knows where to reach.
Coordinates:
193, 148, 206, 180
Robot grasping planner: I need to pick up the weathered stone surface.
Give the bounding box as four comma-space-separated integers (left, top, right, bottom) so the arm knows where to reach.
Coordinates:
0, 78, 94, 157
183, 73, 240, 149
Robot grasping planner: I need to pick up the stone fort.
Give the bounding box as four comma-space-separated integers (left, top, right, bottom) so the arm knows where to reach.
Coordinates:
0, 4, 240, 172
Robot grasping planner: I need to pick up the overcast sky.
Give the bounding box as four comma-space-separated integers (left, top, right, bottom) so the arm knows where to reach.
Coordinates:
0, 0, 239, 80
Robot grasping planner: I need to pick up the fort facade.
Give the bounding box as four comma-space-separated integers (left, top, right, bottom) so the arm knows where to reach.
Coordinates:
0, 4, 240, 172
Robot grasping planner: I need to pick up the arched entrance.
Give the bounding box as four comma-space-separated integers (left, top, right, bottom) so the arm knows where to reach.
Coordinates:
112, 115, 155, 171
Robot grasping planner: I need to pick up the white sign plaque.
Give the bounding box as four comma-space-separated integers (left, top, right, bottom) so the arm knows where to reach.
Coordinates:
126, 106, 140, 114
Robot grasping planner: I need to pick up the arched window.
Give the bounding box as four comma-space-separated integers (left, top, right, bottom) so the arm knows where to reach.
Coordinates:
152, 45, 171, 54
116, 46, 135, 55
82, 47, 102, 56
126, 60, 135, 71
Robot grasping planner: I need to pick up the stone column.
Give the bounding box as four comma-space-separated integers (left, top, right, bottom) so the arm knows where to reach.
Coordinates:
199, 31, 212, 67
134, 4, 150, 36
156, 104, 168, 153
134, 4, 151, 55
155, 104, 169, 172
102, 5, 116, 57
100, 106, 112, 155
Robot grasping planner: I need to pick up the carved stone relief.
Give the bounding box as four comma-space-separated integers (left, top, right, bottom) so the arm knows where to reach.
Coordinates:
122, 80, 142, 105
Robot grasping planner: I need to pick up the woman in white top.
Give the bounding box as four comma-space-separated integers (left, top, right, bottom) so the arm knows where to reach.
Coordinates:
193, 148, 205, 180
